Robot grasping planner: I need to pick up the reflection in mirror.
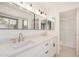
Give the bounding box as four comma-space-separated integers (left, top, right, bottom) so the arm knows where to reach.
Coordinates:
22, 20, 28, 29
35, 14, 39, 30
35, 18, 39, 30
52, 21, 55, 30
47, 18, 55, 30
52, 18, 55, 30
35, 14, 47, 30
0, 16, 18, 29
27, 13, 34, 30
47, 20, 51, 30
0, 17, 9, 28
41, 20, 47, 30
9, 19, 18, 29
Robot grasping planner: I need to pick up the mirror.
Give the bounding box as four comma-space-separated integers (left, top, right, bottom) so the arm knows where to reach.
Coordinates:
0, 13, 55, 30
22, 20, 28, 29
9, 19, 18, 29
34, 14, 55, 30
41, 20, 47, 30
47, 20, 52, 30
35, 14, 47, 30
0, 17, 9, 28
17, 10, 34, 30
16, 13, 56, 30
0, 2, 55, 30
47, 18, 55, 30
0, 16, 18, 29
34, 14, 40, 30
27, 13, 34, 30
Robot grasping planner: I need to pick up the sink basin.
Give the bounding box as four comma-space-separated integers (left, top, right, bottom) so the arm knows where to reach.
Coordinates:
9, 40, 35, 49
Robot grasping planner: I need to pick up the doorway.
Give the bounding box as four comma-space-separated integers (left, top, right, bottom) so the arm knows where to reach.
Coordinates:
59, 9, 77, 57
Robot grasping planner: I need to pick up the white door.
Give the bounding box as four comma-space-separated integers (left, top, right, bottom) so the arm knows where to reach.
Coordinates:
60, 17, 76, 48
60, 9, 76, 56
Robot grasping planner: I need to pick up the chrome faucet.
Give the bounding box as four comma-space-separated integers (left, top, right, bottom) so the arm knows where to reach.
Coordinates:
18, 33, 24, 42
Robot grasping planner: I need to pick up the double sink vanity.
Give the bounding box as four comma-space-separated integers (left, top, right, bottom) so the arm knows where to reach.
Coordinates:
0, 32, 58, 57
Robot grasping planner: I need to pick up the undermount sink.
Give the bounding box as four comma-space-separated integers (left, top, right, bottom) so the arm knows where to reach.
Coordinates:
9, 40, 35, 49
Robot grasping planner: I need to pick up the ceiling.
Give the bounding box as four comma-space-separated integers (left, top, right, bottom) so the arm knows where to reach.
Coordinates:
31, 2, 79, 17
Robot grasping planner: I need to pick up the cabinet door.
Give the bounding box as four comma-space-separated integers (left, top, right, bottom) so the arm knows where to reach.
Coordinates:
15, 37, 57, 57
49, 37, 57, 57
16, 44, 42, 57
41, 49, 49, 57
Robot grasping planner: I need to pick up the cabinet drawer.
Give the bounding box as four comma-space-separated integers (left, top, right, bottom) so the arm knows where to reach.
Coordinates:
41, 41, 49, 50
16, 44, 42, 57
48, 37, 57, 57
41, 49, 49, 57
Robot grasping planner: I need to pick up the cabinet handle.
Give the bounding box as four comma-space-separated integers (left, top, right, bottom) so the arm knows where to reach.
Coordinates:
53, 43, 55, 47
45, 43, 48, 46
45, 50, 48, 54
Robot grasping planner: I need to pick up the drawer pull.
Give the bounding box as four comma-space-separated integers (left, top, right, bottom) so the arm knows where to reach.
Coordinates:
45, 50, 48, 54
53, 43, 55, 47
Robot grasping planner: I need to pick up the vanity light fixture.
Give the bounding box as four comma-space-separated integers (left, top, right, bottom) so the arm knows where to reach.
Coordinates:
40, 11, 43, 14
13, 2, 47, 18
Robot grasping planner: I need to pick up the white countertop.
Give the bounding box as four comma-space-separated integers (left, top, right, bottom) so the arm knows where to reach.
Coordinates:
0, 35, 57, 57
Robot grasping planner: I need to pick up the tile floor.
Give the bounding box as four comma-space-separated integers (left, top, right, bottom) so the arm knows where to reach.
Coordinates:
58, 46, 76, 57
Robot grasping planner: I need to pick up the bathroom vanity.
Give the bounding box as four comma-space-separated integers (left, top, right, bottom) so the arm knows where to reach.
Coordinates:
15, 36, 57, 57
0, 35, 57, 57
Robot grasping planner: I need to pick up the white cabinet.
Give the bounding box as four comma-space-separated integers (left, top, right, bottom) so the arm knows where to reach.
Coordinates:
15, 36, 57, 57
41, 40, 50, 57
41, 37, 57, 57
16, 44, 42, 57
49, 37, 57, 57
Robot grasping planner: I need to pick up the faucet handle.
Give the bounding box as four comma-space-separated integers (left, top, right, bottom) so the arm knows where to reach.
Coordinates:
22, 36, 26, 41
